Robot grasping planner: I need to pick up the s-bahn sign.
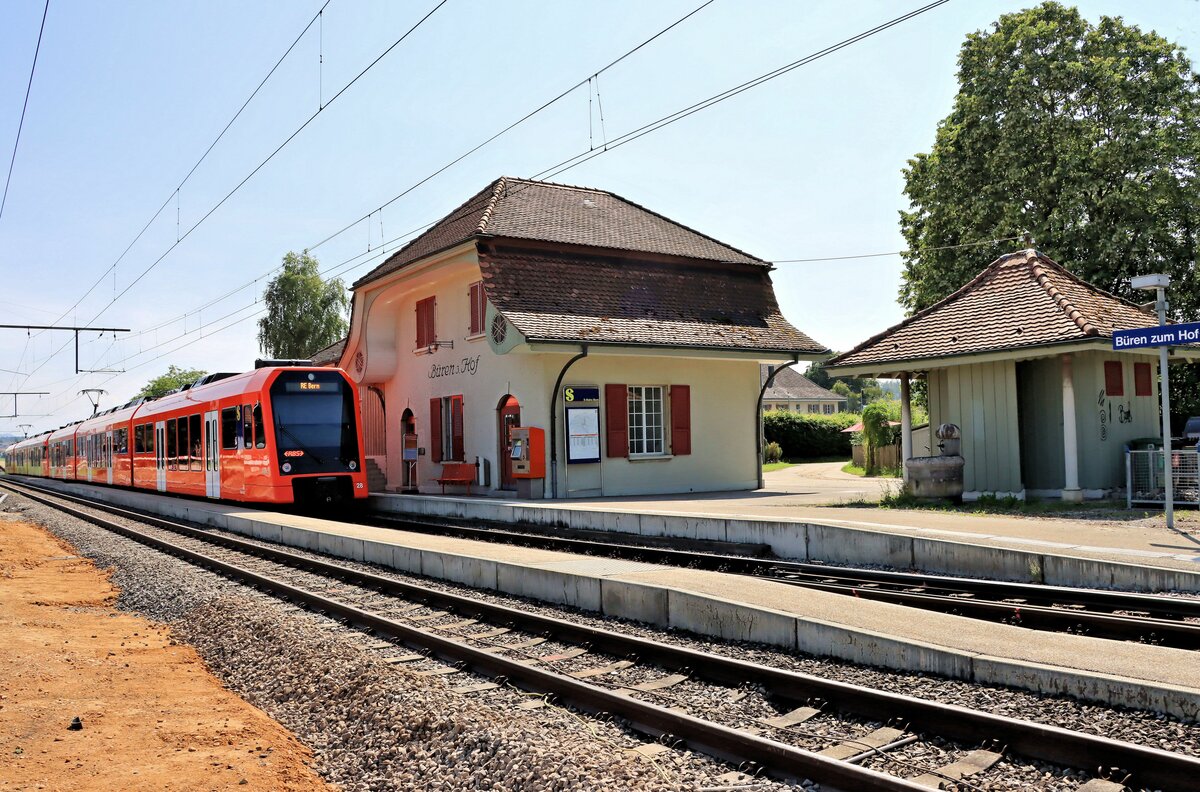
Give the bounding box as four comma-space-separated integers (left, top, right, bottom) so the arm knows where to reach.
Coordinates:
1112, 321, 1200, 350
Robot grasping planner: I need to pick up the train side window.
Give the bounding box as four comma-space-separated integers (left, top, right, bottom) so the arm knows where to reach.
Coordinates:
221, 407, 239, 450
243, 403, 253, 448
189, 414, 202, 471
134, 425, 144, 453
167, 418, 178, 470
253, 404, 265, 449
116, 428, 128, 455
146, 423, 155, 454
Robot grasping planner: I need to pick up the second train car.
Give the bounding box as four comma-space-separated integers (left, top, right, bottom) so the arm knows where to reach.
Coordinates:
3, 364, 368, 505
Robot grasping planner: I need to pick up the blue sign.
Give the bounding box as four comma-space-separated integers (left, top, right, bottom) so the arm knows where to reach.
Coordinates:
563, 386, 600, 403
1113, 322, 1200, 350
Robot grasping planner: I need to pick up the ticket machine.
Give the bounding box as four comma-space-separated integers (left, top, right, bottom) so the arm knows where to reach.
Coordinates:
509, 426, 545, 498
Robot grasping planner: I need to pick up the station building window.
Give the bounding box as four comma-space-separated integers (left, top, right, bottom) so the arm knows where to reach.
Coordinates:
468, 281, 486, 336
605, 384, 690, 459
808, 404, 820, 414
416, 296, 437, 349
429, 395, 464, 461
823, 404, 836, 415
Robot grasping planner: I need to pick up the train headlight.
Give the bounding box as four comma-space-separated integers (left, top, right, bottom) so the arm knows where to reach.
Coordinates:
348, 460, 357, 470
282, 462, 292, 473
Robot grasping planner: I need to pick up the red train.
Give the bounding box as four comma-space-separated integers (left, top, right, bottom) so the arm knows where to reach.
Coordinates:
3, 364, 368, 505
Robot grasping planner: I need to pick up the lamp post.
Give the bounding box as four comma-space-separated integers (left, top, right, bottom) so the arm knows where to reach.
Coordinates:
1131, 273, 1173, 530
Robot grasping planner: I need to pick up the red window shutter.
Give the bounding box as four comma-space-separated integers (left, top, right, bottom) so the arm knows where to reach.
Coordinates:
1134, 362, 1152, 397
670, 385, 691, 456
469, 283, 483, 335
604, 384, 628, 458
427, 297, 437, 344
450, 395, 464, 461
416, 297, 437, 348
1104, 361, 1124, 397
429, 397, 443, 462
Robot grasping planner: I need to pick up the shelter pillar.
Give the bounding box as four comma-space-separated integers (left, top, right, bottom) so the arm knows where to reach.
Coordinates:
1060, 354, 1083, 502
899, 372, 913, 483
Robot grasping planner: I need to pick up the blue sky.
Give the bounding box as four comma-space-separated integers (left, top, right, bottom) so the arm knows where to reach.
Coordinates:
1, 0, 1197, 435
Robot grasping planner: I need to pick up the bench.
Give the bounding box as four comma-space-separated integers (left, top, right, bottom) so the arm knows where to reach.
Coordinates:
434, 462, 475, 494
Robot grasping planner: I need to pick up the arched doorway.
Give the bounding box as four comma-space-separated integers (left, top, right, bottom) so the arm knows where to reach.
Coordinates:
400, 408, 417, 493
497, 395, 521, 491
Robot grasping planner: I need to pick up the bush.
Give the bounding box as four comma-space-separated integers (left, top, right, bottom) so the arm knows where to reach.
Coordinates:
763, 441, 783, 463
763, 411, 859, 459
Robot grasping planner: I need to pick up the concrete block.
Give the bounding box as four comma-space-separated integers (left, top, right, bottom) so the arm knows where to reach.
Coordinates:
973, 656, 1200, 721
637, 514, 669, 538
568, 509, 609, 532
600, 579, 669, 625
666, 590, 796, 649
420, 551, 498, 590
796, 621, 974, 681
1041, 555, 1200, 593
806, 523, 913, 568
684, 516, 727, 543
913, 538, 1041, 581
496, 564, 601, 611
362, 541, 394, 568
730, 520, 806, 560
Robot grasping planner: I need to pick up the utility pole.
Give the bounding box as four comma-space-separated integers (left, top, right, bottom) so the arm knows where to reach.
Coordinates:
0, 324, 130, 373
0, 392, 48, 418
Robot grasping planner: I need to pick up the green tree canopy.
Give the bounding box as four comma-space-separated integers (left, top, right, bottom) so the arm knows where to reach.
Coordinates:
899, 2, 1200, 422
257, 251, 349, 360
137, 365, 207, 399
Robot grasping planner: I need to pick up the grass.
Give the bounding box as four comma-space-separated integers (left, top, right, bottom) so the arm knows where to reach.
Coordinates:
761, 461, 795, 473
762, 456, 852, 473
841, 461, 902, 478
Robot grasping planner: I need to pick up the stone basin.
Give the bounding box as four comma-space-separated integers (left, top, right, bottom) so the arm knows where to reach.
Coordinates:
904, 454, 965, 500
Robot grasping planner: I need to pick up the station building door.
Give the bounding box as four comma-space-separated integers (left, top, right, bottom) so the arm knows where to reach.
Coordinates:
497, 395, 521, 490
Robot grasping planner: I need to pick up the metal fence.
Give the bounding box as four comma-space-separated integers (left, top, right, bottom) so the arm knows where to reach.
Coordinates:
1127, 449, 1200, 508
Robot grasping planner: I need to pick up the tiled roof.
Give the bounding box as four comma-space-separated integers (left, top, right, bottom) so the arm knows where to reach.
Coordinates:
354, 177, 765, 288
480, 249, 825, 354
830, 249, 1159, 369
760, 366, 847, 401
310, 337, 347, 367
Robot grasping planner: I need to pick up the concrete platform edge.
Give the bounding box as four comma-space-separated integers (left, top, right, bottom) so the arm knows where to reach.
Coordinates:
21, 478, 1200, 720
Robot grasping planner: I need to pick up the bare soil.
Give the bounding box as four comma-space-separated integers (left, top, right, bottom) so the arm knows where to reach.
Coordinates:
0, 518, 332, 791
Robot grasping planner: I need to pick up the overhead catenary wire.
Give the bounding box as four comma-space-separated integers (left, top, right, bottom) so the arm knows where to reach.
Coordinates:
13, 1, 952, 426
1, 0, 51, 224
42, 1, 333, 334
773, 234, 1024, 263
13, 0, 448, 386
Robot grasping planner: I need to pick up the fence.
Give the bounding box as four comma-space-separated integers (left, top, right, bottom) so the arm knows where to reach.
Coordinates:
1126, 449, 1200, 508
851, 442, 902, 470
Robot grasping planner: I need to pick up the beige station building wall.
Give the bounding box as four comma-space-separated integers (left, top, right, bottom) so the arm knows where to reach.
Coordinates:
344, 244, 771, 498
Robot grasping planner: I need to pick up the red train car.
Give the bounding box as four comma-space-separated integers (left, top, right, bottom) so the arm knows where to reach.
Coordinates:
3, 365, 369, 506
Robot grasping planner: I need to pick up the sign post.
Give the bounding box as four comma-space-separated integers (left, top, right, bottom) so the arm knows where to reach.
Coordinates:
1119, 274, 1178, 529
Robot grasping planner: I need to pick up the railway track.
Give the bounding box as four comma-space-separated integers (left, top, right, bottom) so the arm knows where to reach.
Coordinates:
4, 476, 1198, 791
363, 513, 1200, 649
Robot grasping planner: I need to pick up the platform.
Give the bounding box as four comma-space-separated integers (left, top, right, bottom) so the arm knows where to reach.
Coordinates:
15, 476, 1200, 721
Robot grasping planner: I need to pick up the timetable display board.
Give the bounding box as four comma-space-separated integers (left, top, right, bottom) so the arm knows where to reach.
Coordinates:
565, 406, 601, 464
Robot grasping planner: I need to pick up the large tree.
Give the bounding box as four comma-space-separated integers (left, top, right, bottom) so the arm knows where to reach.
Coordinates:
257, 251, 349, 359
899, 2, 1200, 423
137, 365, 208, 399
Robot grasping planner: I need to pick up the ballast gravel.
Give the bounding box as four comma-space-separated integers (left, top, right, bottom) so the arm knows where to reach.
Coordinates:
4, 497, 798, 791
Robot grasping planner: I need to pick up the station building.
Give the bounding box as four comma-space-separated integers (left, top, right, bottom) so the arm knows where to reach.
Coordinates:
315, 177, 826, 498
825, 248, 1199, 501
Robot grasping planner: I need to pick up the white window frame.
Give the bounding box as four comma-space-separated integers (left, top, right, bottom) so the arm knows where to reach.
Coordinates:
627, 385, 667, 457
808, 403, 821, 414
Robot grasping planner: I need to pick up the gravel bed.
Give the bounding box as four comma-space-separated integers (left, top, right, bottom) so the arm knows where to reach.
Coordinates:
9, 486, 1200, 790
1, 496, 805, 791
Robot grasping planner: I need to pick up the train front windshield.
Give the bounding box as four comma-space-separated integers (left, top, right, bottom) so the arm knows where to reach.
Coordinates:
269, 371, 360, 475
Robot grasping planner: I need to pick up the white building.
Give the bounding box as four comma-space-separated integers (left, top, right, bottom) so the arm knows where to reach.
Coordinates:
316, 177, 826, 498
760, 366, 848, 414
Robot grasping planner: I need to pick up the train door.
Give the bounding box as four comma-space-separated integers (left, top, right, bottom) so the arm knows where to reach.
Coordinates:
105, 431, 114, 485
155, 421, 166, 492
204, 410, 220, 499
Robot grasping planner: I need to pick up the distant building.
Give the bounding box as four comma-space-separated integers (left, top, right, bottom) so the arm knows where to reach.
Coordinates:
760, 366, 846, 414
323, 177, 827, 498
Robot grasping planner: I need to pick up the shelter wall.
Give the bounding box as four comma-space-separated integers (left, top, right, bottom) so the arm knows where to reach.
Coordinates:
927, 361, 1021, 495
1071, 350, 1159, 490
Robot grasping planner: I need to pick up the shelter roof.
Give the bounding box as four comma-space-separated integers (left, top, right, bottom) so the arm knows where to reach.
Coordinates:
829, 249, 1159, 371
760, 366, 847, 401
354, 176, 766, 288
480, 248, 824, 354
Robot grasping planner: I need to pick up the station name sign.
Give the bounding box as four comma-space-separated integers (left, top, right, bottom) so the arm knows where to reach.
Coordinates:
1112, 321, 1200, 350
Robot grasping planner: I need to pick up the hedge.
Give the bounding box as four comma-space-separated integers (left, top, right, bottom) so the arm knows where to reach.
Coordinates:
763, 411, 860, 459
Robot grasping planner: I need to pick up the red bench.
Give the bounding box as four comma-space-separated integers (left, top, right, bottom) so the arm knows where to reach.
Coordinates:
435, 462, 475, 494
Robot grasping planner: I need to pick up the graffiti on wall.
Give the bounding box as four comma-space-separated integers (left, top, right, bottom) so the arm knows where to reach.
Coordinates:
1096, 388, 1133, 442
